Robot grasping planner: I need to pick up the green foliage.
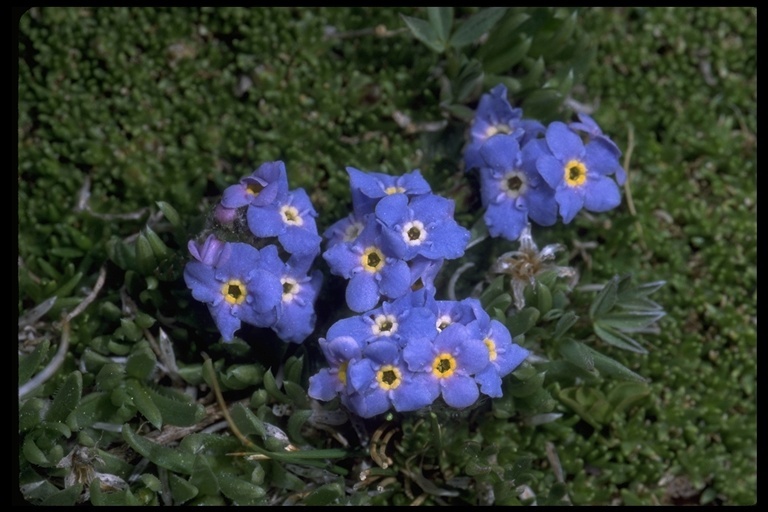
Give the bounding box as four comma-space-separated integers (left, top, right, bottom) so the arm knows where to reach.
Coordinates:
17, 6, 755, 507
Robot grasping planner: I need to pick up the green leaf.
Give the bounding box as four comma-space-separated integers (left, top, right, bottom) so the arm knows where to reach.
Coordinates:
90, 480, 140, 506
263, 369, 290, 403
593, 323, 648, 354
480, 35, 532, 74
143, 225, 170, 259
40, 483, 82, 506
303, 482, 345, 506
168, 473, 198, 504
229, 402, 267, 439
135, 231, 157, 275
122, 424, 196, 474
19, 339, 51, 386
606, 381, 651, 413
562, 340, 647, 382
19, 398, 47, 432
427, 7, 453, 43
506, 307, 540, 337
218, 474, 266, 505
597, 310, 666, 332
283, 380, 309, 408
284, 355, 305, 385
96, 363, 125, 391
146, 386, 205, 427
400, 14, 444, 53
46, 371, 83, 424
126, 378, 163, 429
589, 275, 620, 318
156, 201, 181, 228
69, 392, 116, 430
287, 409, 312, 444
520, 87, 564, 122
221, 364, 265, 390
450, 8, 508, 49
190, 454, 220, 496
125, 343, 157, 380
553, 311, 578, 340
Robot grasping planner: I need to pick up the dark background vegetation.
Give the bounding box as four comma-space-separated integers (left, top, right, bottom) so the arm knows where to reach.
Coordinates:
17, 7, 755, 505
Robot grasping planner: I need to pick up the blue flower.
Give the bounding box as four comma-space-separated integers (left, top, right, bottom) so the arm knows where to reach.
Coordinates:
326, 291, 437, 349
568, 113, 626, 186
478, 134, 557, 241
347, 340, 438, 417
271, 254, 323, 344
464, 84, 545, 172
347, 167, 432, 215
402, 323, 489, 409
322, 221, 411, 313
464, 299, 529, 397
183, 242, 282, 342
220, 161, 289, 209
308, 335, 363, 405
536, 121, 623, 223
407, 256, 444, 294
375, 193, 470, 261
323, 212, 368, 248
247, 188, 322, 256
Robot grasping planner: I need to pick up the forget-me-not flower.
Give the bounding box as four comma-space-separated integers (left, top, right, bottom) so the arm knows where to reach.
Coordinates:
536, 121, 623, 223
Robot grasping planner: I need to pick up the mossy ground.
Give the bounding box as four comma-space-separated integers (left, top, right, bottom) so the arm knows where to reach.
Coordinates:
17, 7, 755, 505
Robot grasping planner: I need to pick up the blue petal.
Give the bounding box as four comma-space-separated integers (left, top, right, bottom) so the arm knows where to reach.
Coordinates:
280, 226, 322, 256
525, 186, 558, 227
209, 303, 242, 342
441, 374, 480, 409
474, 366, 503, 397
349, 388, 390, 418
555, 187, 584, 224
247, 204, 284, 238
375, 193, 409, 228
536, 154, 566, 189
378, 259, 411, 300
347, 273, 381, 312
479, 134, 521, 170
545, 121, 584, 161
391, 376, 439, 411
584, 176, 621, 212
308, 369, 342, 401
183, 262, 221, 303
484, 202, 527, 241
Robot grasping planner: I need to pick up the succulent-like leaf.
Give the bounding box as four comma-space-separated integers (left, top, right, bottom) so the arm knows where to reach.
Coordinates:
122, 424, 195, 474
46, 371, 83, 424
400, 14, 444, 53
449, 8, 507, 49
427, 7, 453, 44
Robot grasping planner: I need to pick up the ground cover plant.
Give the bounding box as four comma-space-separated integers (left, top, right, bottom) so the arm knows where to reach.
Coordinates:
17, 7, 755, 505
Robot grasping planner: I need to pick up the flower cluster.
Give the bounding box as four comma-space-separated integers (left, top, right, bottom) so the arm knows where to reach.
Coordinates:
322, 167, 470, 313
464, 84, 627, 241
183, 161, 322, 344
308, 289, 529, 418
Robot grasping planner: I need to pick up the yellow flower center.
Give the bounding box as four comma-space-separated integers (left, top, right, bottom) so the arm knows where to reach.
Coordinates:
222, 279, 246, 305
280, 205, 303, 226
246, 182, 265, 196
372, 314, 398, 336
377, 365, 402, 390
361, 247, 385, 273
483, 338, 497, 361
564, 159, 587, 187
384, 186, 405, 195
432, 353, 456, 379
501, 170, 527, 198
281, 277, 300, 303
337, 361, 348, 385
